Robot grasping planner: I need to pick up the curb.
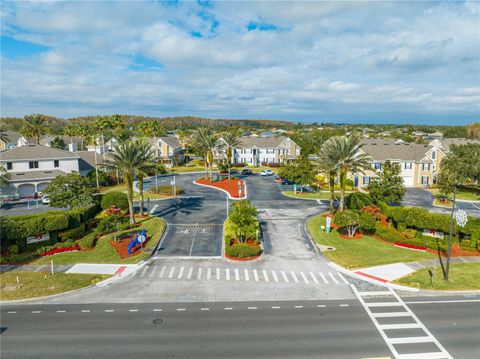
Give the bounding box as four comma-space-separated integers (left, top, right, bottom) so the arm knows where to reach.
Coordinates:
193, 180, 247, 200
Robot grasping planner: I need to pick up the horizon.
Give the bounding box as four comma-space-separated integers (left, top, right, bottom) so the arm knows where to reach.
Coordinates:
1, 1, 479, 124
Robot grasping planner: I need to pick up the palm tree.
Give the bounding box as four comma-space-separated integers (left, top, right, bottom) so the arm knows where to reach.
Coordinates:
222, 131, 241, 179
87, 132, 101, 188
23, 114, 48, 144
320, 133, 370, 211
0, 129, 9, 144
318, 152, 338, 213
193, 127, 215, 179
105, 140, 152, 225
0, 163, 10, 186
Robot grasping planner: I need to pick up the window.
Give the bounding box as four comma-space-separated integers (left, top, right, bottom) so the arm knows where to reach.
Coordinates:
374, 162, 382, 170
6, 162, 12, 170
29, 161, 39, 169
363, 176, 370, 185
422, 163, 430, 171
404, 162, 412, 170
421, 176, 429, 185
54, 160, 59, 168
431, 151, 436, 160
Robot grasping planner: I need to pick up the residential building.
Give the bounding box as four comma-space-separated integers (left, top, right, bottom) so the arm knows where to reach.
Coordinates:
216, 136, 301, 166
0, 144, 81, 198
40, 135, 83, 152
0, 131, 28, 150
354, 139, 445, 188
429, 138, 480, 153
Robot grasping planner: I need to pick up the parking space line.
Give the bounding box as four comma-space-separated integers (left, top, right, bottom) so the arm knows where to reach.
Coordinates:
271, 270, 279, 282
248, 306, 257, 310
224, 307, 233, 311
201, 308, 210, 311
216, 268, 220, 280
235, 268, 240, 281
253, 269, 259, 281
178, 266, 184, 279
244, 269, 249, 281
290, 271, 299, 283
187, 267, 193, 279
159, 266, 166, 278
207, 268, 211, 280
281, 271, 289, 282
309, 272, 318, 284
188, 225, 199, 256
105, 309, 114, 313
262, 270, 269, 282
328, 272, 339, 284
56, 310, 66, 313
168, 266, 175, 278
300, 272, 309, 284
149, 266, 157, 278
226, 268, 230, 280
197, 267, 202, 280
319, 272, 329, 284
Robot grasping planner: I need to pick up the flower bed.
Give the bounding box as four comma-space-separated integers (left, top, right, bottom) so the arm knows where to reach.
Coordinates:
110, 234, 152, 258
39, 245, 81, 257
393, 242, 427, 251
195, 178, 246, 199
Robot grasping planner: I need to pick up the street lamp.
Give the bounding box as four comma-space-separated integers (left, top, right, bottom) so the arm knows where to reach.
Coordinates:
445, 184, 468, 281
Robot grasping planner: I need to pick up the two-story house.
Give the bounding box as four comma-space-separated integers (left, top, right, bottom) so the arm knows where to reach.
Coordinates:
0, 145, 81, 198
216, 136, 301, 166
354, 139, 445, 189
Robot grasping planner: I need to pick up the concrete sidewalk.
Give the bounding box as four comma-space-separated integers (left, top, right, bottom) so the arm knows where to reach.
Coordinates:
0, 264, 73, 273
66, 263, 139, 276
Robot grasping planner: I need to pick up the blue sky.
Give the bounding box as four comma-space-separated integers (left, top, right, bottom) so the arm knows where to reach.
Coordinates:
1, 1, 479, 124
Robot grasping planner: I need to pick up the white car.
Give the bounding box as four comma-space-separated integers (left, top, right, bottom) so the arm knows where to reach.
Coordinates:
260, 169, 274, 176
41, 195, 50, 204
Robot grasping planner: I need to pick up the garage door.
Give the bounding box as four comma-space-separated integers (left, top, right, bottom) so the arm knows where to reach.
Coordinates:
18, 184, 35, 198
403, 176, 414, 187
37, 182, 50, 193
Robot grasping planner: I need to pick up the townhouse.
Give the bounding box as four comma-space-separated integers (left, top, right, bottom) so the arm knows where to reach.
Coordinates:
216, 136, 301, 166
355, 138, 445, 189
428, 137, 480, 153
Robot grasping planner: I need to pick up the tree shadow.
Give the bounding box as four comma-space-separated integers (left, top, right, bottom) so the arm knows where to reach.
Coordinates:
436, 237, 446, 278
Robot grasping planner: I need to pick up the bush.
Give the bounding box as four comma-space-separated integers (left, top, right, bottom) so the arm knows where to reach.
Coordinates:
226, 243, 261, 258
0, 252, 39, 265
96, 214, 129, 235
59, 224, 85, 241
8, 244, 19, 255
334, 210, 360, 237
358, 212, 376, 234
77, 232, 97, 249
101, 191, 129, 211
345, 192, 373, 210
345, 179, 354, 187
149, 185, 184, 196
261, 161, 268, 166
233, 162, 247, 167
268, 163, 281, 167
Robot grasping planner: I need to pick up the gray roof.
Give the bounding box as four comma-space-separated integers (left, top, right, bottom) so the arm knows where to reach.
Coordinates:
237, 136, 289, 148
159, 136, 181, 148
76, 151, 112, 171
1, 131, 22, 144
436, 138, 480, 152
360, 138, 405, 145
0, 144, 80, 161
40, 135, 83, 146
8, 169, 67, 182
359, 142, 433, 162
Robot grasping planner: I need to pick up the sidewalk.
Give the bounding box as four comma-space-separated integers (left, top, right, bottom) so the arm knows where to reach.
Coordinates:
1, 263, 140, 277
0, 264, 73, 273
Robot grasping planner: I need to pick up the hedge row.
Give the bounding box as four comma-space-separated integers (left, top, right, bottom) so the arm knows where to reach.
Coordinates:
375, 223, 448, 252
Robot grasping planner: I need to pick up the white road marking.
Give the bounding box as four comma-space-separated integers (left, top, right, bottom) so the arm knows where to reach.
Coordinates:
372, 312, 410, 318
300, 272, 309, 284
158, 266, 166, 278
32, 311, 41, 314
153, 309, 162, 312
290, 271, 299, 283
56, 310, 66, 313
365, 302, 404, 308
253, 269, 259, 281
197, 267, 202, 280
272, 306, 280, 309
317, 305, 326, 308
224, 307, 233, 311
201, 308, 210, 311
187, 267, 193, 279
149, 266, 157, 278
34, 265, 46, 272
178, 266, 184, 279
81, 310, 90, 313
235, 268, 240, 281
216, 268, 220, 280
388, 336, 433, 344
294, 305, 303, 309
337, 272, 350, 284
340, 304, 349, 307
319, 272, 329, 284
309, 272, 318, 284
225, 268, 230, 281
244, 269, 249, 281
404, 299, 480, 305
379, 323, 421, 330
262, 270, 269, 282
105, 309, 114, 313
129, 309, 138, 312
149, 204, 159, 214
248, 306, 257, 310
271, 270, 279, 282
189, 225, 199, 256
357, 291, 391, 296
7, 311, 17, 314
328, 272, 339, 284
140, 266, 149, 277
207, 268, 211, 280
168, 266, 175, 278
176, 308, 186, 312
281, 271, 289, 283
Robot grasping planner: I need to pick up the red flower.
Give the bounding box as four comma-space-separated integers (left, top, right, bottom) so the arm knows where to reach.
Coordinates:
394, 242, 427, 251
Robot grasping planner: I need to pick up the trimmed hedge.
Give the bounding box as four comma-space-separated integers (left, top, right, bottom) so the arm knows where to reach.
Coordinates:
77, 232, 97, 249
59, 224, 85, 241
101, 191, 128, 210
225, 243, 261, 258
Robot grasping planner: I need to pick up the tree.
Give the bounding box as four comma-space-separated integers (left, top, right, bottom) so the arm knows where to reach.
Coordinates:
228, 200, 258, 243
105, 140, 152, 225
101, 191, 129, 211
193, 127, 222, 179
368, 160, 406, 204
318, 151, 337, 213
436, 168, 457, 199
0, 130, 9, 144
139, 121, 166, 138
0, 164, 10, 186
222, 131, 241, 179
87, 169, 109, 187
345, 192, 373, 210
441, 144, 480, 184
334, 210, 360, 237
320, 134, 370, 211
44, 173, 94, 208
278, 156, 316, 191
50, 136, 66, 149
23, 114, 48, 144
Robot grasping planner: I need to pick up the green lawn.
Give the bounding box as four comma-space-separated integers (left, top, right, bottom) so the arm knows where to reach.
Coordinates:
395, 263, 480, 291
429, 187, 480, 201
100, 183, 173, 200
307, 214, 434, 269
169, 166, 205, 173
0, 272, 109, 301
283, 190, 355, 200
33, 217, 166, 265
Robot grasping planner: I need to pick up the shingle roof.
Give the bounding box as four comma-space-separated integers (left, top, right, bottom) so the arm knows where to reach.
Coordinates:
237, 136, 288, 148
437, 138, 480, 152
40, 135, 83, 146
1, 131, 21, 144
0, 144, 80, 161
159, 136, 181, 148
359, 142, 433, 162
8, 169, 67, 182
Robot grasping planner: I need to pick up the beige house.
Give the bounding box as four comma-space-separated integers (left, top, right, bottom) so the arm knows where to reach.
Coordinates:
355, 138, 445, 188
428, 138, 480, 153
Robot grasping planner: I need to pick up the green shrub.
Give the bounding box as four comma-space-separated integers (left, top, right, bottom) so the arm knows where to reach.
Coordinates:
8, 244, 19, 255
226, 243, 261, 258
149, 185, 184, 196
358, 211, 376, 234
101, 191, 128, 210
59, 224, 85, 241
345, 192, 373, 210
334, 210, 360, 237
95, 214, 129, 235
77, 232, 97, 249
397, 222, 406, 231
404, 229, 418, 239
0, 252, 39, 265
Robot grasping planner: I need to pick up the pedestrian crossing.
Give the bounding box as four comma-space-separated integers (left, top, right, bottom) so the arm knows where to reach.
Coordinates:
134, 264, 349, 286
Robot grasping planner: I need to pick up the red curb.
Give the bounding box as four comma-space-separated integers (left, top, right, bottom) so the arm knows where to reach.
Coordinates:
114, 266, 127, 276
354, 271, 388, 283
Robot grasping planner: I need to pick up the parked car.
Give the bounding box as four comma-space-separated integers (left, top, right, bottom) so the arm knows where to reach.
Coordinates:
241, 168, 253, 175
41, 195, 50, 204
260, 169, 274, 176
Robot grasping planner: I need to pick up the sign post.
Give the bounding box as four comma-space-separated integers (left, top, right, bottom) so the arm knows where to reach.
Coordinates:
137, 233, 146, 253
325, 216, 332, 233
238, 181, 242, 198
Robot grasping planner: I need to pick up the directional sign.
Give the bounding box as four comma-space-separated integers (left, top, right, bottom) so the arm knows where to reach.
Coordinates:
137, 234, 146, 243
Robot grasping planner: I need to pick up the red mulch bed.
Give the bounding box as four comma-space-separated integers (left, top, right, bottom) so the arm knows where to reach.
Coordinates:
110, 234, 152, 259
195, 178, 245, 198
340, 232, 363, 240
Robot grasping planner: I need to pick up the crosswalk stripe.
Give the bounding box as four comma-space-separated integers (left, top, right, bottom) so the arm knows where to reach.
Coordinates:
207, 268, 211, 280
388, 336, 433, 344
253, 269, 259, 281
300, 272, 309, 284
197, 267, 202, 280
319, 272, 329, 284
178, 266, 184, 279
271, 270, 279, 282
226, 268, 230, 280
309, 272, 318, 284
235, 268, 240, 281
337, 272, 350, 284
244, 269, 249, 281
216, 268, 220, 280
328, 272, 339, 284
159, 266, 166, 278
262, 270, 269, 282
149, 266, 157, 278
281, 271, 289, 282
187, 267, 193, 279
290, 271, 299, 283
140, 266, 149, 277
168, 266, 175, 279
372, 312, 410, 318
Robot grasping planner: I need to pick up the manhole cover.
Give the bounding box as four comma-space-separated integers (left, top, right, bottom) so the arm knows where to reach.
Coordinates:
152, 318, 163, 325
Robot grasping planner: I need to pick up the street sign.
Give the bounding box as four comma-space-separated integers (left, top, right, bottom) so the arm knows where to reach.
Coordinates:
325, 216, 332, 233
137, 234, 146, 243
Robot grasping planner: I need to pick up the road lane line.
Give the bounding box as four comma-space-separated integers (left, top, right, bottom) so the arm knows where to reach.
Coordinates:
317, 305, 326, 308
253, 269, 259, 281
7, 311, 17, 314
176, 308, 186, 312
337, 272, 350, 284
129, 309, 138, 312
235, 268, 240, 281
105, 309, 114, 313
178, 266, 184, 279
225, 268, 230, 280
290, 271, 299, 283
294, 305, 303, 309
281, 271, 289, 282
158, 266, 166, 278
32, 311, 41, 314
271, 270, 279, 282
188, 225, 199, 256
319, 272, 329, 284
207, 268, 211, 280
272, 306, 280, 309
201, 308, 210, 311
187, 267, 193, 279
248, 307, 257, 310
340, 304, 349, 307
328, 272, 339, 284
309, 272, 318, 284
153, 309, 162, 312
81, 310, 90, 313
262, 270, 269, 282
168, 266, 175, 278
197, 267, 202, 280
300, 272, 309, 284
56, 310, 66, 313
224, 307, 233, 311
244, 269, 249, 281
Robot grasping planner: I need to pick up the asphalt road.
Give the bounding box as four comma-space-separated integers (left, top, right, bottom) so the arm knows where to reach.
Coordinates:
1, 297, 478, 359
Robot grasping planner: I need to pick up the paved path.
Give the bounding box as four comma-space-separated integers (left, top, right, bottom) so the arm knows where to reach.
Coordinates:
0, 264, 72, 273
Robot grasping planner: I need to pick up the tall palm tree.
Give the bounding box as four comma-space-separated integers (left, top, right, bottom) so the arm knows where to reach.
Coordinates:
23, 114, 48, 144
222, 131, 241, 179
87, 132, 101, 188
105, 140, 152, 225
193, 127, 215, 179
317, 153, 337, 213
320, 133, 370, 211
